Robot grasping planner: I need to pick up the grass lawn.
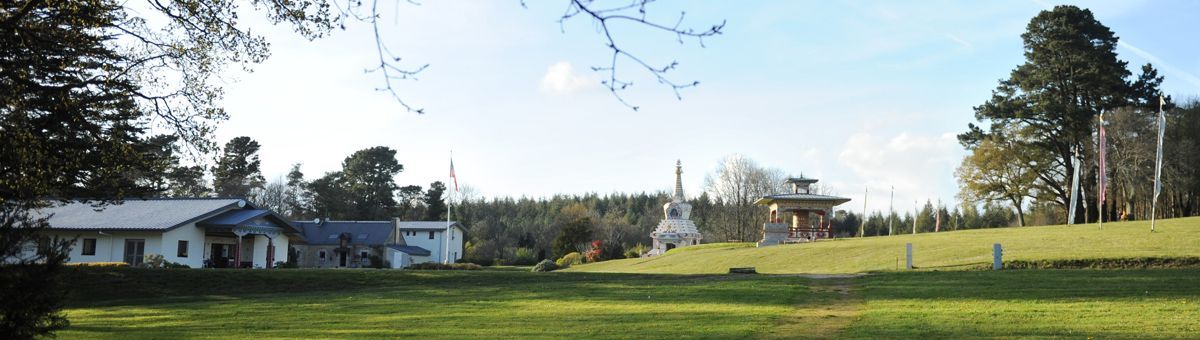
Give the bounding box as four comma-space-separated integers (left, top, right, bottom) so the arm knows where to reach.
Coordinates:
569, 217, 1200, 274
56, 267, 1200, 338
58, 268, 813, 338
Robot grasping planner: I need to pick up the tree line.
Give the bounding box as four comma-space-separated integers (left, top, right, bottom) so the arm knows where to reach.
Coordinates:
956, 5, 1199, 226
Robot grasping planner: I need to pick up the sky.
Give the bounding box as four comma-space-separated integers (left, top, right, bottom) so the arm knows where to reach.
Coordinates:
212, 0, 1200, 214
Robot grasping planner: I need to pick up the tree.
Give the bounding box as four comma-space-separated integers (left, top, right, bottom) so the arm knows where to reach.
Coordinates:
958, 5, 1165, 223
956, 125, 1042, 226
283, 164, 311, 219
165, 165, 211, 197
341, 146, 404, 220
553, 217, 593, 259
212, 137, 266, 198
703, 154, 787, 242
395, 185, 425, 221
423, 182, 448, 221
308, 172, 351, 219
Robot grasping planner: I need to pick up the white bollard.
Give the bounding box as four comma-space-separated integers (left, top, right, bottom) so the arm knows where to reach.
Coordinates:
993, 243, 1003, 270
906, 243, 913, 270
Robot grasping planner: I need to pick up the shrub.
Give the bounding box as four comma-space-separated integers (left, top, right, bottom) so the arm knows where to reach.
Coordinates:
585, 240, 623, 263
64, 262, 129, 268
624, 243, 648, 258
556, 252, 583, 268
368, 255, 386, 269
163, 261, 190, 269
142, 254, 165, 268
531, 259, 560, 272
405, 262, 483, 270
512, 247, 538, 266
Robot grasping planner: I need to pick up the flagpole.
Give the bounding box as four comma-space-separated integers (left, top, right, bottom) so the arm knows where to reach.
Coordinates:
888, 186, 894, 236
1151, 95, 1167, 232
445, 151, 452, 264
1098, 114, 1105, 230
860, 186, 867, 237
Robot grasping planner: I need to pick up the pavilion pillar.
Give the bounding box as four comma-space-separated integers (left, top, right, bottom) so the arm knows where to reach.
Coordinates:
233, 228, 249, 269
266, 236, 275, 269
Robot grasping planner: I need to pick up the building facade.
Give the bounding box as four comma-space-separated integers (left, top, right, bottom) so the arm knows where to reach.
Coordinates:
290, 219, 465, 268
32, 198, 298, 268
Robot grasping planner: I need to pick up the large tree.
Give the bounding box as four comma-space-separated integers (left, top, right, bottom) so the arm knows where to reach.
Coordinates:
341, 146, 404, 220
212, 136, 266, 198
958, 5, 1165, 223
702, 154, 788, 242
423, 181, 448, 222
956, 125, 1045, 226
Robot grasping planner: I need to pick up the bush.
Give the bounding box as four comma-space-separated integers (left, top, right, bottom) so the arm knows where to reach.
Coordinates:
163, 261, 190, 269
585, 240, 624, 263
624, 243, 648, 258
64, 262, 129, 268
556, 252, 583, 268
405, 262, 483, 270
512, 247, 538, 266
142, 254, 165, 268
368, 255, 386, 269
531, 259, 560, 272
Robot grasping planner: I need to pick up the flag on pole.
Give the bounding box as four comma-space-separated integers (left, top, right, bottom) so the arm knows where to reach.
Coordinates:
1098, 114, 1108, 205
934, 205, 941, 232
1152, 95, 1167, 232
450, 158, 459, 192
1067, 147, 1082, 225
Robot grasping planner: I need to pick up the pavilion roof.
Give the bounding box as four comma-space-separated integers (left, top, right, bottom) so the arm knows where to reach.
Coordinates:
754, 193, 851, 206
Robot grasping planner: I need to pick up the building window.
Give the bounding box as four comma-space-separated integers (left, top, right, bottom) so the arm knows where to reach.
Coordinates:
428, 231, 435, 239
319, 250, 327, 259
177, 240, 189, 257
81, 238, 96, 256
360, 251, 369, 259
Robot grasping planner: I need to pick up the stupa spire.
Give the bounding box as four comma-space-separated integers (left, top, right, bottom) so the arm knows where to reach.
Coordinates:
674, 160, 684, 200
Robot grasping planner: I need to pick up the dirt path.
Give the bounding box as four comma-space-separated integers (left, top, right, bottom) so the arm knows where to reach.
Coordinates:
757, 275, 865, 339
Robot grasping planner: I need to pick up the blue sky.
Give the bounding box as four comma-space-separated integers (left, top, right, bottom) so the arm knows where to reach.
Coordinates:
214, 0, 1200, 213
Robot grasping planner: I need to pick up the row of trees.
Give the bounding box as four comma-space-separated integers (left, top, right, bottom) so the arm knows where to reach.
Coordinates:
956, 5, 1199, 225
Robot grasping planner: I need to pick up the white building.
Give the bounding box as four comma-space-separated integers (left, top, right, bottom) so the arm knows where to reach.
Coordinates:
290, 219, 465, 268
648, 161, 703, 256
33, 198, 298, 268
396, 221, 466, 264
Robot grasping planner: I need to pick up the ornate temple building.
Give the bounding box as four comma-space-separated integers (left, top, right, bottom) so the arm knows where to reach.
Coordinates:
647, 161, 703, 256
756, 176, 851, 246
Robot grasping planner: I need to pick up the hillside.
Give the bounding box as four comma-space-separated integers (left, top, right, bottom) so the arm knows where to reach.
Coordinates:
568, 217, 1200, 274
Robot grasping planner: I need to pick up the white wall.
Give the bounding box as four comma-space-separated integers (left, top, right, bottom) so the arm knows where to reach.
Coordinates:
49, 231, 162, 265
161, 224, 206, 268
400, 227, 465, 263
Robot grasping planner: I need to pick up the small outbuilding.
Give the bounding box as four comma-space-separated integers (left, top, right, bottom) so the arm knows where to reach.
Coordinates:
756, 177, 851, 246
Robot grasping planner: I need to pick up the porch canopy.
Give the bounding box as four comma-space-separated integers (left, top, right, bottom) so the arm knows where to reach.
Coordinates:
197, 209, 300, 268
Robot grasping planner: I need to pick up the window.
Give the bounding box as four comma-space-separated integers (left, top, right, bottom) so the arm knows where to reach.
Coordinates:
177, 240, 189, 257
81, 238, 96, 256
360, 251, 369, 259
319, 250, 327, 259
428, 231, 435, 239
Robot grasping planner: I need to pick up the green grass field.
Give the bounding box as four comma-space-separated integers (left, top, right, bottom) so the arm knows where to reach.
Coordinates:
569, 217, 1200, 274
54, 218, 1200, 338
57, 267, 1200, 338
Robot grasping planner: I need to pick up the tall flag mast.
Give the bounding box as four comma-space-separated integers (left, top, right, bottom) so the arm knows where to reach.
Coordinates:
888, 186, 894, 236
1098, 113, 1107, 230
859, 186, 867, 237
1067, 146, 1082, 225
1151, 95, 1167, 232
445, 152, 459, 264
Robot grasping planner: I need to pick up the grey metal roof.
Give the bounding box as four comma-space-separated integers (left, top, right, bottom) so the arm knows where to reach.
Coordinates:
397, 221, 463, 230
755, 193, 852, 205
293, 220, 395, 246
387, 244, 431, 256
38, 198, 244, 231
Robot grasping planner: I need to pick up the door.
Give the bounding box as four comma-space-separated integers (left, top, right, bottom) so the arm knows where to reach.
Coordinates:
338, 252, 348, 267
124, 239, 145, 266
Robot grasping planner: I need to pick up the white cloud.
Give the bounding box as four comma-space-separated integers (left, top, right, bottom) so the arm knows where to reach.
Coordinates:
838, 131, 964, 210
539, 61, 596, 95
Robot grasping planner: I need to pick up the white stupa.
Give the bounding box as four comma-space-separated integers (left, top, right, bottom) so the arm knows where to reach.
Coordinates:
648, 160, 703, 256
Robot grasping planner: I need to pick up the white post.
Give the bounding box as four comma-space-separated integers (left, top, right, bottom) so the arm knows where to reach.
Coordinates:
993, 243, 1003, 271
905, 243, 913, 270
860, 186, 868, 237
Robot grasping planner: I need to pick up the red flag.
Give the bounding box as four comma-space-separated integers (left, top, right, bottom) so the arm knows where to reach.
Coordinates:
450, 158, 459, 192
1099, 116, 1107, 204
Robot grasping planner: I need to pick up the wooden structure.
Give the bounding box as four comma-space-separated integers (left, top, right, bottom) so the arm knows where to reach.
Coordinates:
755, 177, 851, 246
